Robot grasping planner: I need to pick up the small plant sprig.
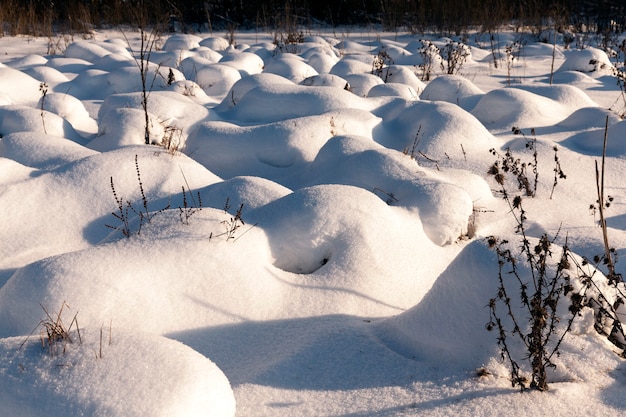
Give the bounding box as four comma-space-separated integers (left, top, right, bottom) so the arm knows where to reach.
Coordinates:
550, 145, 566, 199
403, 125, 422, 159
208, 198, 258, 242
20, 302, 81, 357
440, 40, 470, 75
160, 124, 184, 153
39, 82, 48, 134
219, 198, 245, 241
273, 28, 304, 54
505, 40, 524, 86
372, 49, 394, 82
179, 185, 202, 225
108, 176, 132, 237
106, 155, 170, 238
488, 146, 535, 198
418, 40, 440, 81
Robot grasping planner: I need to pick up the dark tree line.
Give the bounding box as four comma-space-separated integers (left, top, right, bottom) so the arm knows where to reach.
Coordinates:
1, 0, 624, 34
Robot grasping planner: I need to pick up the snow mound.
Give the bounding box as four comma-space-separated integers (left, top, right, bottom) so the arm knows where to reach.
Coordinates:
93, 91, 210, 150
385, 65, 426, 93
200, 176, 292, 211
0, 132, 97, 169
162, 34, 203, 51
46, 57, 93, 74
471, 88, 569, 129
329, 58, 373, 78
0, 147, 220, 269
344, 73, 384, 97
0, 329, 235, 417
551, 70, 601, 85
305, 135, 477, 246
6, 54, 48, 69
302, 50, 339, 74
379, 100, 498, 166
38, 92, 98, 136
263, 54, 319, 83
196, 63, 242, 98
199, 37, 230, 51
378, 238, 612, 384
378, 240, 500, 366
562, 119, 626, 157
557, 107, 622, 129
187, 109, 381, 183
105, 65, 184, 95
420, 74, 485, 111
558, 48, 614, 74
65, 40, 132, 63
219, 52, 265, 76
91, 107, 166, 150
223, 83, 373, 123
367, 83, 419, 100
248, 183, 452, 310
511, 84, 597, 111
0, 67, 44, 105
216, 73, 294, 110
55, 69, 111, 100
0, 209, 278, 334
0, 105, 83, 142
179, 55, 219, 80
22, 65, 70, 84
300, 74, 350, 90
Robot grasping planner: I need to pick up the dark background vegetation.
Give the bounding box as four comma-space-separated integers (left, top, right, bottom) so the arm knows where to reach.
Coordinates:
0, 0, 625, 36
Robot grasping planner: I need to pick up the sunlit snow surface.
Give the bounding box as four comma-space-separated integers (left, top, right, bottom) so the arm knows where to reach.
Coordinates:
1, 28, 626, 416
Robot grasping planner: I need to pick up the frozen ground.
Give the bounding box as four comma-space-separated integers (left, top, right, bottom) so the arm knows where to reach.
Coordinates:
0, 26, 626, 416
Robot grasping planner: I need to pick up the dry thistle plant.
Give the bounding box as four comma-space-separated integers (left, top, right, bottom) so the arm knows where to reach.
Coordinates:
485, 127, 626, 390
486, 161, 582, 391
488, 127, 565, 199
486, 231, 580, 391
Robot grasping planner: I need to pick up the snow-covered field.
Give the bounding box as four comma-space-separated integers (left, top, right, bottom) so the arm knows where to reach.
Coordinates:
1, 26, 626, 416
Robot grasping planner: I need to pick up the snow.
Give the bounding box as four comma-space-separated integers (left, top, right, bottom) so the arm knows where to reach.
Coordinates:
1, 26, 626, 416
